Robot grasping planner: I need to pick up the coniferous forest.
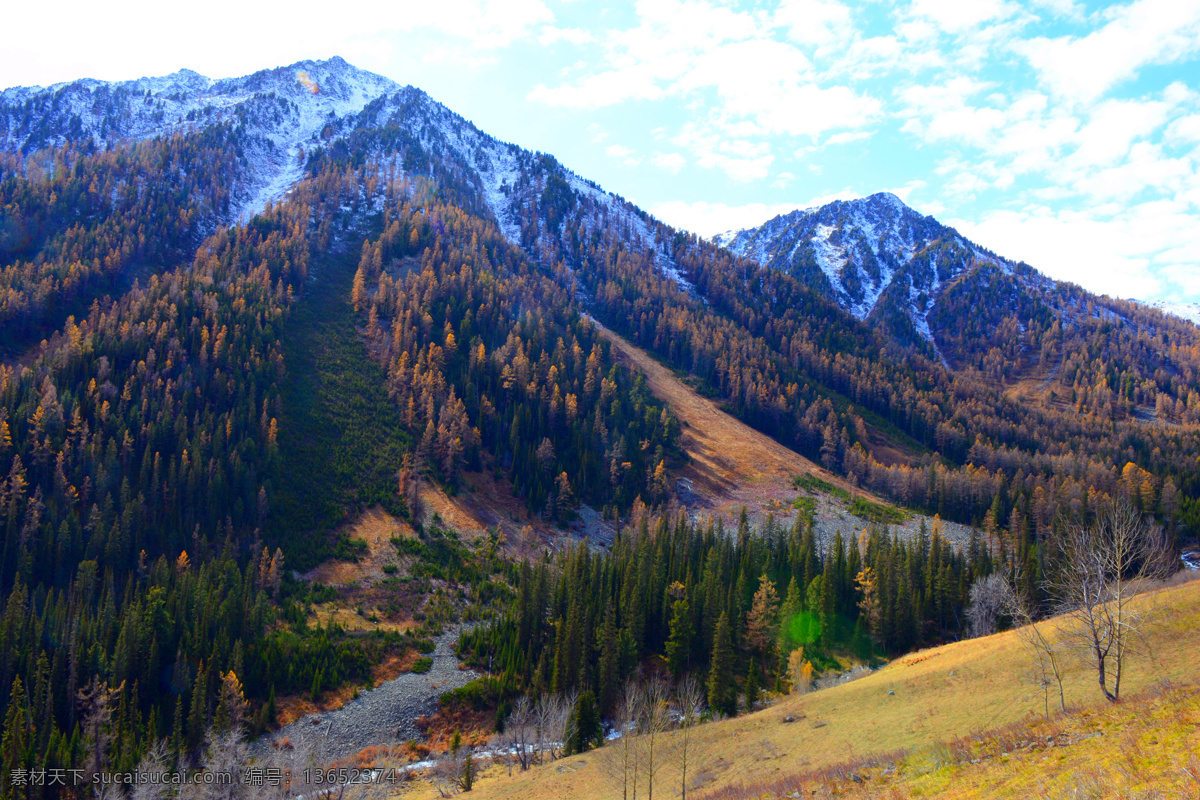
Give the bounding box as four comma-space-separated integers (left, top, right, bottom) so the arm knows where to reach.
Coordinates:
0, 58, 1195, 798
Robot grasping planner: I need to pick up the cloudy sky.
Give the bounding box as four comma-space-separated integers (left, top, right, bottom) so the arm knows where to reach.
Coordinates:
2, 0, 1199, 302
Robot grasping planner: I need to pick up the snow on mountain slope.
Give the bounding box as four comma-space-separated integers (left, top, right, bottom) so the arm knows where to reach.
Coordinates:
322, 82, 690, 291
1144, 300, 1200, 325
0, 57, 700, 290
0, 57, 399, 221
716, 193, 1015, 351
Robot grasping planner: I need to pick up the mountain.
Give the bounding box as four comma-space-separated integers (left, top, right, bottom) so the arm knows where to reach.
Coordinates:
715, 193, 1200, 379
715, 193, 1051, 362
2, 57, 1200, 778
0, 57, 397, 220
0, 57, 677, 271
4, 58, 1200, 531
714, 192, 1005, 322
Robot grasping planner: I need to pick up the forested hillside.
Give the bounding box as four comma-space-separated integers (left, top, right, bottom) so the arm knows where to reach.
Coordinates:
0, 57, 1195, 796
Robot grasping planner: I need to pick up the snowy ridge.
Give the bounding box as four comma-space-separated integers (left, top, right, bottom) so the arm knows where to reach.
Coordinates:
1143, 300, 1200, 326
716, 192, 1014, 347
344, 87, 691, 290
0, 57, 400, 223
1, 56, 705, 291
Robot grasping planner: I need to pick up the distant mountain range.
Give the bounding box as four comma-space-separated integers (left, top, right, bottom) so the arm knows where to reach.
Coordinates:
5, 58, 1192, 341
3, 57, 1199, 515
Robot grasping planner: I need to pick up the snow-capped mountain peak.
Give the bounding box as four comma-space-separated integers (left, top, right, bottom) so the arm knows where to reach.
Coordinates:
715, 192, 1015, 357
0, 57, 700, 292
0, 57, 401, 221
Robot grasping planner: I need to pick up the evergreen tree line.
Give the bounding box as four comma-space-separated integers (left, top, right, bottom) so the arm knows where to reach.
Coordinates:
0, 173, 415, 796
458, 509, 994, 720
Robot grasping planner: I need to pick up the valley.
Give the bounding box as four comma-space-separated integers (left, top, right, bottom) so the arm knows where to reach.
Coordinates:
0, 55, 1196, 800
447, 575, 1200, 800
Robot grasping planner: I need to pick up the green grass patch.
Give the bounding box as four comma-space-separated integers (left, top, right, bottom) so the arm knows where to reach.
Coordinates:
848, 497, 908, 525
270, 251, 413, 569
410, 656, 433, 674
792, 473, 851, 502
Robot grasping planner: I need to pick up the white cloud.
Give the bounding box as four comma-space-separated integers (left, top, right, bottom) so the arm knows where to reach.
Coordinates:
825, 131, 871, 146
1166, 114, 1200, 144
606, 144, 643, 165
0, 0, 554, 89
673, 122, 775, 181
953, 199, 1200, 301
650, 199, 810, 237
652, 152, 687, 173
528, 0, 881, 179
907, 0, 1022, 35
1015, 0, 1200, 104
538, 26, 595, 46
886, 179, 929, 205
775, 0, 855, 50
772, 171, 796, 189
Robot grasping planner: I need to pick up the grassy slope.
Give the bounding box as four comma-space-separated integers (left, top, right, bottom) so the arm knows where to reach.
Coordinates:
270, 252, 412, 567
454, 576, 1200, 800
595, 322, 869, 508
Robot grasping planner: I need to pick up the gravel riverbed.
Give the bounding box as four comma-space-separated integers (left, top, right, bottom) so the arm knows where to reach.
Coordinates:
252, 627, 479, 762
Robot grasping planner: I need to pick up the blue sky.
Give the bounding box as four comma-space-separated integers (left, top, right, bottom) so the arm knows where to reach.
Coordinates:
2, 0, 1198, 302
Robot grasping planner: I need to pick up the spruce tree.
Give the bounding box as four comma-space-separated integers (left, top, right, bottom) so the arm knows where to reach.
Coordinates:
744, 658, 759, 711
707, 612, 735, 717
665, 598, 692, 677
596, 602, 620, 714
1, 677, 28, 799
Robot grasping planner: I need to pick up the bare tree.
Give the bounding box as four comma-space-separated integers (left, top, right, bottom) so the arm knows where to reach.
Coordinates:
672, 676, 706, 800
255, 734, 318, 800
78, 678, 123, 784
430, 749, 462, 798
1003, 562, 1071, 719
128, 741, 179, 800
534, 691, 574, 763
1048, 499, 1173, 702
431, 744, 475, 796
966, 573, 1012, 638
636, 678, 672, 800
497, 695, 535, 772
178, 726, 248, 800
602, 679, 645, 800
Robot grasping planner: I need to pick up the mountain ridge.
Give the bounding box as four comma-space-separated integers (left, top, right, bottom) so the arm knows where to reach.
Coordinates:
716, 192, 1197, 350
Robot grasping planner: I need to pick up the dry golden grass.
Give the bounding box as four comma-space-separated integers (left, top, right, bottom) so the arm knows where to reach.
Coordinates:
304, 505, 415, 587
595, 323, 868, 519
276, 681, 372, 727
450, 576, 1200, 800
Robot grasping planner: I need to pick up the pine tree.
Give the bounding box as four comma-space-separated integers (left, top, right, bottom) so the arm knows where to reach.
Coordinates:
744, 658, 759, 711
596, 601, 620, 714
1, 676, 29, 800
707, 611, 735, 717
745, 574, 779, 676
778, 576, 803, 655
665, 598, 692, 677
566, 691, 601, 754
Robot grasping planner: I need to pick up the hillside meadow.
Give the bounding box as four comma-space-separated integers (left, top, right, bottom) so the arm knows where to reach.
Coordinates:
412, 574, 1200, 800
